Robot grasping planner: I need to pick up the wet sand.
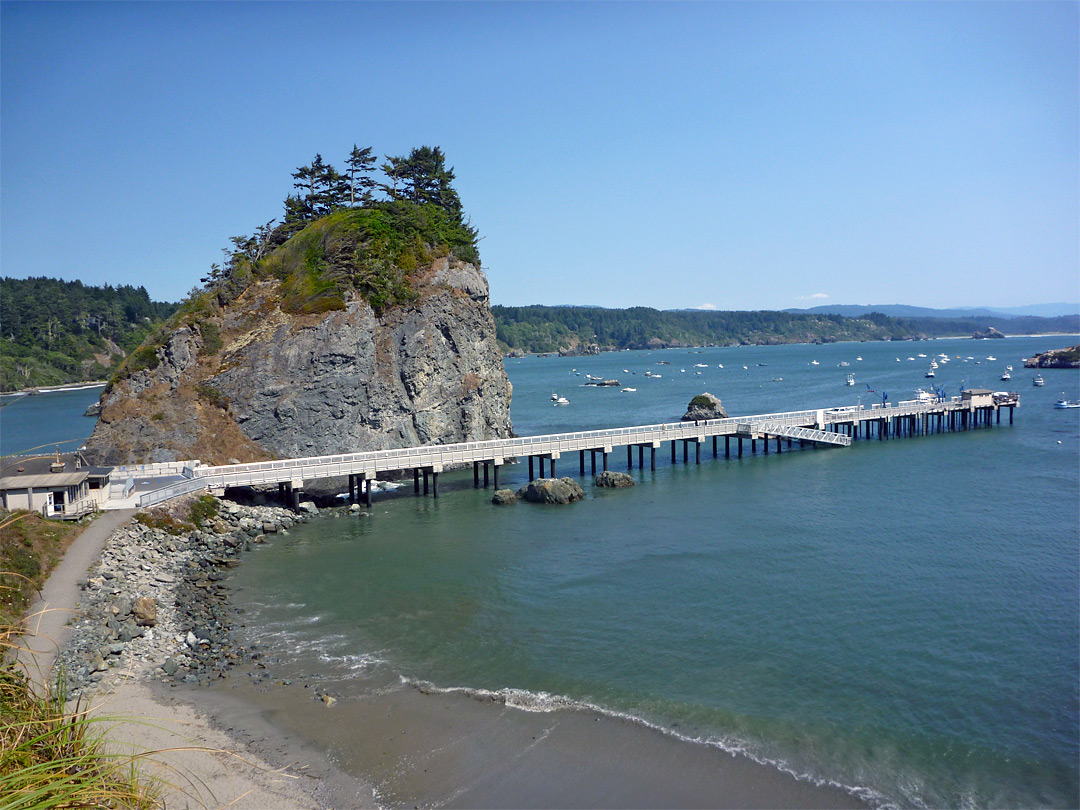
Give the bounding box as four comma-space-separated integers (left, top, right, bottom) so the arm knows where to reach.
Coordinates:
190, 672, 870, 809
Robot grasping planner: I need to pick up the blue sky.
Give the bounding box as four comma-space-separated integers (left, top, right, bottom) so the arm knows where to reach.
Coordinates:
2, 1, 1077, 311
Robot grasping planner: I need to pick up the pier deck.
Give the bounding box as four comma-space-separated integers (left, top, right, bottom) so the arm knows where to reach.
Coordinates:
132, 392, 1018, 508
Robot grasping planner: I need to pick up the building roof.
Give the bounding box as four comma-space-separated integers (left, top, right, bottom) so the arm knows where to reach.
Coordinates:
963, 388, 994, 395
0, 451, 106, 491
0, 470, 89, 490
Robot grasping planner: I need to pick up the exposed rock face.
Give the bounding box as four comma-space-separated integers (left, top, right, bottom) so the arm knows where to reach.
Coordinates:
84, 257, 513, 465
491, 489, 518, 505
682, 392, 728, 422
595, 470, 635, 488
517, 477, 585, 505
973, 327, 1005, 339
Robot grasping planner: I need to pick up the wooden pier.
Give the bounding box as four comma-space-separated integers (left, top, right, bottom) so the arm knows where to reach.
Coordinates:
136, 389, 1019, 508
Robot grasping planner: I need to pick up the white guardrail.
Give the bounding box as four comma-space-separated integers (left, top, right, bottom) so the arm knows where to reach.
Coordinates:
135, 399, 984, 498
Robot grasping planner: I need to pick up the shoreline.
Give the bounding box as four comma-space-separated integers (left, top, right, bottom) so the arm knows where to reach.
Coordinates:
21, 496, 373, 809
32, 494, 875, 809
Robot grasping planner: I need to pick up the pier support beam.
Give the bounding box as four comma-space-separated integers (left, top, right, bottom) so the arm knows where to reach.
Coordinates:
414, 468, 420, 495
473, 461, 480, 488
493, 464, 499, 489
484, 462, 490, 488
529, 457, 534, 480
580, 450, 586, 476
364, 477, 371, 508
432, 471, 438, 498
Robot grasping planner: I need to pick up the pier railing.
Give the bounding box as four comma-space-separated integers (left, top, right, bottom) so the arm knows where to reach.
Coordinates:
122, 394, 1013, 501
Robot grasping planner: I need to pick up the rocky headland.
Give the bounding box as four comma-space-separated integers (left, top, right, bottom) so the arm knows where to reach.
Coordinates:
1023, 344, 1080, 369
84, 206, 513, 466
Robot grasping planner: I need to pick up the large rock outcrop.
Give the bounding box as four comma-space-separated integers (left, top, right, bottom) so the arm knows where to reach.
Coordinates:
84, 256, 513, 465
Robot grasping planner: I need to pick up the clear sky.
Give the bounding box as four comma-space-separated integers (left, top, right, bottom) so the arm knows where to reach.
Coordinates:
2, 1, 1077, 311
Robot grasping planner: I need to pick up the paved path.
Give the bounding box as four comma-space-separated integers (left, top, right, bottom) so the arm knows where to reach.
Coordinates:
16, 509, 135, 691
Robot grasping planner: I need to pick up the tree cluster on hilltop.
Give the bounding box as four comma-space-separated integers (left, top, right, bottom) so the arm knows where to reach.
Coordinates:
0, 277, 176, 390
198, 145, 476, 311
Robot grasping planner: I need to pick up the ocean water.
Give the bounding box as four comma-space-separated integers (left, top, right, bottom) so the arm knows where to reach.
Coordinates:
5, 338, 1078, 807
0, 385, 104, 457
229, 336, 1079, 809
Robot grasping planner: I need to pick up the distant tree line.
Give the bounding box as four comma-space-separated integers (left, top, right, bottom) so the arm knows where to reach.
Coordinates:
0, 277, 176, 390
491, 305, 1080, 354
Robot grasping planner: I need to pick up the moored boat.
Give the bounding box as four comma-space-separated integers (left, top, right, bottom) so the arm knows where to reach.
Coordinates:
1033, 374, 1045, 387
1053, 395, 1080, 409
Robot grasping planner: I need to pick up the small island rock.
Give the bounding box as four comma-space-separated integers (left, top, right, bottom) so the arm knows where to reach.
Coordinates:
491, 489, 518, 505
682, 393, 728, 422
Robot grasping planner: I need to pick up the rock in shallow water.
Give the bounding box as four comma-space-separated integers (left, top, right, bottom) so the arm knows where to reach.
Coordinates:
516, 478, 585, 505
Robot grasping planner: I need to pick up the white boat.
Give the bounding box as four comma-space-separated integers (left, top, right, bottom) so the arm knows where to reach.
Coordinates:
839, 361, 850, 367
551, 393, 559, 401
846, 373, 855, 386
925, 366, 935, 378
621, 387, 636, 393
1000, 369, 1011, 381
918, 353, 927, 358
915, 388, 937, 403
987, 356, 997, 361
856, 356, 863, 361
929, 360, 938, 369
1006, 365, 1013, 371
1053, 395, 1080, 409
553, 396, 569, 406
1033, 374, 1045, 387
810, 360, 820, 366
717, 364, 724, 369
694, 363, 707, 368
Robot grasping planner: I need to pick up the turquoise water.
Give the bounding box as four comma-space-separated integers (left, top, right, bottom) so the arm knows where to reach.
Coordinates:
231, 336, 1079, 808
0, 386, 104, 457
6, 339, 1078, 807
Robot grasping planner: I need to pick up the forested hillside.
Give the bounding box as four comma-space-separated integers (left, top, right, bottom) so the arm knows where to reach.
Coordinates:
492, 305, 1079, 354
0, 277, 176, 391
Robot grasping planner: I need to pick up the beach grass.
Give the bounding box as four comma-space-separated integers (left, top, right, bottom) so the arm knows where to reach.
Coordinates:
1, 609, 162, 810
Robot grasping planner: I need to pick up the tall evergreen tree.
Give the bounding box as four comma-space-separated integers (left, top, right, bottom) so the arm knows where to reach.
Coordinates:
345, 145, 377, 206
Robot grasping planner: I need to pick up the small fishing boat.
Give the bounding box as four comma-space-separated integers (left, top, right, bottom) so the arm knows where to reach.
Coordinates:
846, 373, 855, 386
1053, 395, 1080, 409
1033, 374, 1045, 387
621, 387, 636, 393
810, 360, 820, 366
694, 363, 708, 368
553, 396, 569, 406
1000, 369, 1011, 381
925, 366, 935, 378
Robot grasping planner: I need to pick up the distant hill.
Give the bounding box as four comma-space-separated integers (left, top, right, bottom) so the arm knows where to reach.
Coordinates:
784, 303, 1080, 319
0, 277, 177, 391
492, 305, 1080, 355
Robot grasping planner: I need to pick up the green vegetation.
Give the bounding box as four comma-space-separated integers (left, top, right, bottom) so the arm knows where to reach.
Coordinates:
689, 395, 715, 409
0, 279, 176, 392
492, 305, 1080, 354
0, 511, 81, 628
1, 514, 159, 808
0, 650, 160, 809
